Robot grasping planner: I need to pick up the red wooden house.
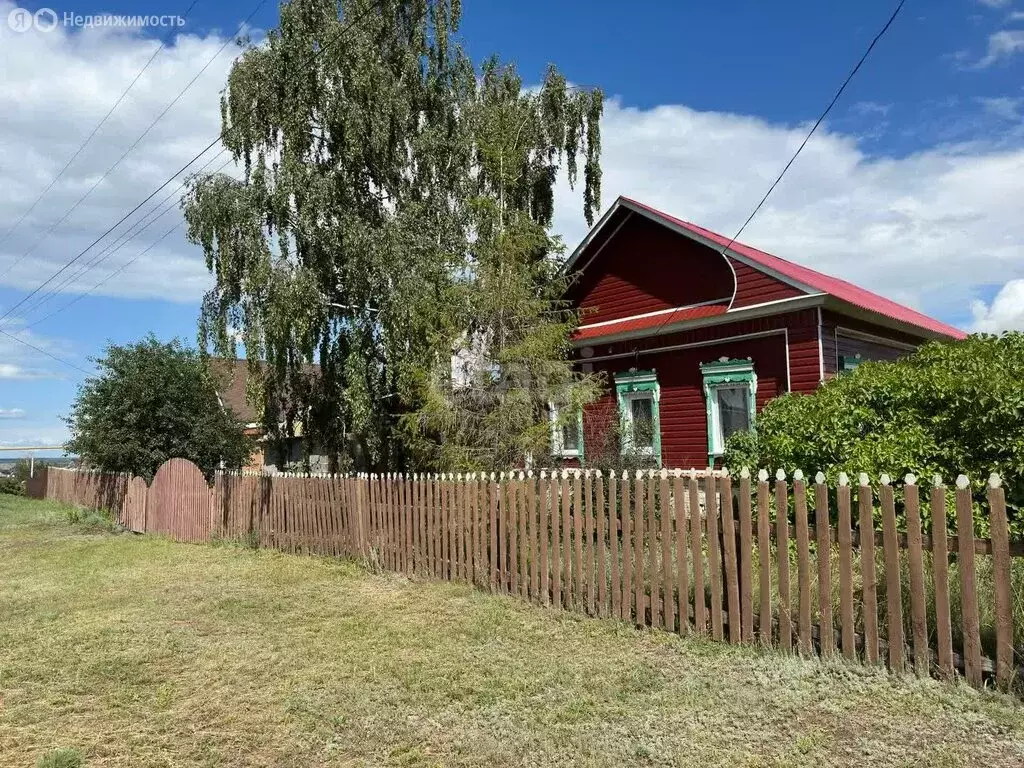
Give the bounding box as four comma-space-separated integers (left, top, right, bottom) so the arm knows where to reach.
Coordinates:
553, 196, 967, 468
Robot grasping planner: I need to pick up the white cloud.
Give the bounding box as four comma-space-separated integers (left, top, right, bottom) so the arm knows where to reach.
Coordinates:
971, 29, 1024, 67
977, 0, 1012, 8
0, 323, 81, 378
0, 408, 26, 419
971, 279, 1024, 332
850, 101, 892, 117
978, 96, 1023, 120
3, 4, 1024, 337
1010, 11, 1024, 21
0, 1, 238, 314
552, 98, 1024, 333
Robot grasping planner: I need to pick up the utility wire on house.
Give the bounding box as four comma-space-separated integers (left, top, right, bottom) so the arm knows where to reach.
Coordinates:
0, 0, 202, 260
0, 0, 269, 300
0, 0, 389, 330
642, 0, 907, 342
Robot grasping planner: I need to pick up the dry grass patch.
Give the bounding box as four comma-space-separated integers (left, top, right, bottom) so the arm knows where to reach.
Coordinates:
1, 495, 1022, 767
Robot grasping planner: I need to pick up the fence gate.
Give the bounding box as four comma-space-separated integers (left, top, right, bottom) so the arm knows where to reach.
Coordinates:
121, 476, 148, 533
147, 458, 210, 542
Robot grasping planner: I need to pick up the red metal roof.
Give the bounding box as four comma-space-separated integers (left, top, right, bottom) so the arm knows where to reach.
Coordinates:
617, 197, 967, 340
575, 303, 728, 341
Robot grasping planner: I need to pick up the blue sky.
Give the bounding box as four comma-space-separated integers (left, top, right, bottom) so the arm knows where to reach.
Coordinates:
1, 0, 1024, 455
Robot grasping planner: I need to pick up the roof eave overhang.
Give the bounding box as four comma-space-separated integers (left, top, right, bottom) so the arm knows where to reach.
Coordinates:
822, 296, 966, 343
572, 294, 827, 348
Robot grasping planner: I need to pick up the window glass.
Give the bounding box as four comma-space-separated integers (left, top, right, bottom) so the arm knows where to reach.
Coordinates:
561, 418, 579, 452
716, 385, 751, 443
629, 395, 655, 450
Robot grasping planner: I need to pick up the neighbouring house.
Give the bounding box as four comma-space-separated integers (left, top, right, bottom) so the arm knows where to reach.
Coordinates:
553, 196, 967, 469
211, 358, 329, 473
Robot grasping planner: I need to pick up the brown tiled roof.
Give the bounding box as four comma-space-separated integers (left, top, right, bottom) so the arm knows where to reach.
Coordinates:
210, 358, 260, 424
210, 358, 322, 427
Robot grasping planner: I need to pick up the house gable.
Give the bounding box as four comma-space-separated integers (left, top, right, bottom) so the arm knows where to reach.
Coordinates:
567, 210, 734, 325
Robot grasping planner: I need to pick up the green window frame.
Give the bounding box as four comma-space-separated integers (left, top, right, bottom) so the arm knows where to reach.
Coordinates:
614, 370, 662, 465
700, 357, 757, 464
549, 403, 584, 460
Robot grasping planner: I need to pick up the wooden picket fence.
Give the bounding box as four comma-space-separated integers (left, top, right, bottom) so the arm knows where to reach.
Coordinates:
31, 462, 1020, 690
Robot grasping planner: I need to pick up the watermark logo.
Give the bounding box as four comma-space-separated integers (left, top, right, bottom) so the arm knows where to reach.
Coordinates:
5, 7, 185, 32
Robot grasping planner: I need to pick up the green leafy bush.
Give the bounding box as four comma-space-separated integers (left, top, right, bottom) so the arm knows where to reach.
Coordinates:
0, 476, 24, 496
724, 332, 1024, 534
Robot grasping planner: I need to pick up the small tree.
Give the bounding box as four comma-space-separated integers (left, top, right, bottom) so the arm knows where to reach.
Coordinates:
65, 336, 253, 481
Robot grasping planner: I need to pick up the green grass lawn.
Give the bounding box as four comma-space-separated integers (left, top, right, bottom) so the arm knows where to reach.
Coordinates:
1, 496, 1022, 768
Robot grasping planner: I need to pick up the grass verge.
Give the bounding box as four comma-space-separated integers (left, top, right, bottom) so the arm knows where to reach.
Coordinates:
1, 494, 1022, 767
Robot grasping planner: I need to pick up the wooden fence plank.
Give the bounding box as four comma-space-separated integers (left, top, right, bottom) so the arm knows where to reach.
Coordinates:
775, 475, 791, 652
461, 474, 471, 581
427, 476, 436, 578
562, 473, 573, 610
495, 476, 507, 590
837, 477, 855, 659
423, 475, 431, 578
609, 473, 621, 620
574, 472, 584, 611
634, 473, 646, 627
987, 477, 1014, 690
645, 472, 658, 628
519, 474, 529, 599
880, 478, 905, 672
955, 476, 982, 687
596, 472, 608, 618
690, 475, 706, 635
813, 475, 833, 657
552, 473, 564, 609
586, 471, 596, 616
621, 474, 632, 623
660, 471, 674, 632
757, 474, 771, 646
904, 478, 928, 676
509, 476, 520, 595
707, 475, 723, 641
489, 476, 498, 591
931, 481, 954, 678
720, 474, 740, 643
539, 473, 550, 606
529, 474, 539, 602
859, 478, 879, 665
794, 474, 812, 656
446, 475, 456, 582
737, 471, 753, 643
397, 475, 405, 572
675, 472, 690, 636
406, 475, 414, 573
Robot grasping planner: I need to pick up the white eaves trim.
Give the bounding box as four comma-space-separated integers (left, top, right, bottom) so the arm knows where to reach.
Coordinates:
577, 296, 732, 332
573, 293, 827, 347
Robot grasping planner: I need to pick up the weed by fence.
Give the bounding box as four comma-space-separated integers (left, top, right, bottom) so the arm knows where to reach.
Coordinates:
30, 461, 1020, 691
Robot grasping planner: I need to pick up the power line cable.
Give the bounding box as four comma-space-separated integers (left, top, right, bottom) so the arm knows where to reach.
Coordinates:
0, 0, 202, 258
0, 328, 92, 376
643, 0, 906, 342
0, 0, 268, 285
0, 0, 385, 329
15, 148, 229, 322
27, 156, 236, 329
